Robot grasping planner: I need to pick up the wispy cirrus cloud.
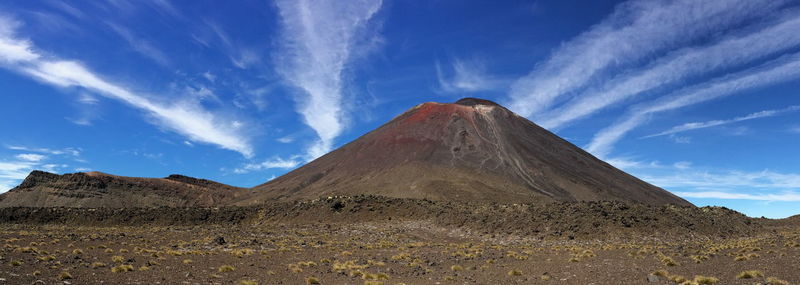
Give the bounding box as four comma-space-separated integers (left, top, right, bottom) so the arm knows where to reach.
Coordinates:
506, 0, 789, 119
643, 105, 800, 138
234, 157, 301, 174
205, 21, 259, 70
15, 154, 46, 162
274, 0, 383, 160
0, 15, 253, 157
642, 169, 800, 190
674, 191, 800, 201
7, 145, 80, 156
587, 51, 800, 157
539, 10, 800, 129
436, 57, 505, 93
0, 144, 83, 192
106, 22, 170, 66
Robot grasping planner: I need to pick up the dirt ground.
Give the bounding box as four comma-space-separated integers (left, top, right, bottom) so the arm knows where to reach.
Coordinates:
0, 220, 798, 285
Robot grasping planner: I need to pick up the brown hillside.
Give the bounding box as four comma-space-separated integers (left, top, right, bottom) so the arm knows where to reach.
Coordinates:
0, 170, 250, 208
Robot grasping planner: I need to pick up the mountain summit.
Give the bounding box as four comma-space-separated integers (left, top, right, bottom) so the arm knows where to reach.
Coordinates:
248, 98, 690, 206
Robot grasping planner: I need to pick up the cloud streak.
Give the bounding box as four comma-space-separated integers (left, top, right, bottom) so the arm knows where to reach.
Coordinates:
674, 191, 800, 201
107, 22, 170, 66
234, 157, 301, 174
587, 51, 800, 157
436, 58, 504, 93
506, 0, 789, 119
275, 0, 382, 160
644, 105, 800, 138
642, 169, 800, 190
540, 10, 800, 129
0, 16, 253, 156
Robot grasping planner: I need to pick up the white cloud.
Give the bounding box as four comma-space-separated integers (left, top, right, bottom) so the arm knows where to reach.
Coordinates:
0, 17, 40, 63
506, 0, 788, 119
276, 136, 294, 143
436, 58, 504, 93
274, 0, 383, 160
202, 71, 216, 83
604, 157, 662, 170
15, 153, 46, 162
0, 161, 36, 180
644, 105, 800, 138
539, 10, 800, 129
107, 22, 170, 66
205, 21, 259, 69
7, 145, 80, 156
642, 169, 800, 190
673, 161, 692, 170
234, 157, 301, 174
0, 180, 14, 193
674, 191, 800, 201
0, 16, 253, 157
587, 51, 800, 157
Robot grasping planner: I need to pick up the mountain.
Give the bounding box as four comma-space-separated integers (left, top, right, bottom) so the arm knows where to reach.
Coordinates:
0, 171, 250, 208
245, 98, 691, 206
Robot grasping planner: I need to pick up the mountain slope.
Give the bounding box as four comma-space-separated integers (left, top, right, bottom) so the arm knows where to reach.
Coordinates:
246, 98, 691, 206
0, 171, 250, 208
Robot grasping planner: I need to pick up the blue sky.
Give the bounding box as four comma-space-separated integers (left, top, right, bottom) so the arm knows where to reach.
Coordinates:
1, 0, 799, 218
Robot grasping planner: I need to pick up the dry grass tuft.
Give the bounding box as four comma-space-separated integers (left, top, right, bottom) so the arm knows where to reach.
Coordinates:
92, 262, 107, 268
736, 270, 764, 279
306, 277, 321, 284
693, 275, 719, 284
766, 277, 790, 285
219, 265, 236, 273
58, 271, 73, 280
111, 264, 134, 273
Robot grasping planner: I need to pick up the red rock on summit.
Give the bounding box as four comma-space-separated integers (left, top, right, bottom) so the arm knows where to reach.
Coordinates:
247, 98, 691, 206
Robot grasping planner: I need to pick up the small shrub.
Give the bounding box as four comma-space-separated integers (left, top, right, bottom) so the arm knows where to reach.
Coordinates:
182, 259, 193, 264
10, 260, 22, 266
306, 277, 321, 284
660, 256, 679, 267
450, 265, 463, 271
239, 280, 258, 285
219, 265, 235, 273
92, 262, 107, 268
767, 277, 790, 285
111, 264, 134, 273
72, 249, 83, 255
737, 270, 764, 279
669, 275, 687, 283
139, 266, 150, 271
693, 275, 719, 284
111, 255, 125, 263
58, 271, 73, 280
507, 269, 522, 276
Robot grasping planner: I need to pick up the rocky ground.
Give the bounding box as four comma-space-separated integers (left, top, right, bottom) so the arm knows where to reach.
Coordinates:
0, 197, 797, 284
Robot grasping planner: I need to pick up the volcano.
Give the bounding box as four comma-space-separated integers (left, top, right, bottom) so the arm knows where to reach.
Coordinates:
247, 98, 690, 206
